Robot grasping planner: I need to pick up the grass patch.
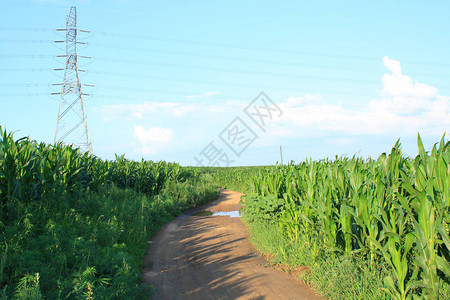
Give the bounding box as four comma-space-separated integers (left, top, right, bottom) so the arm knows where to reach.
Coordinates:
0, 178, 218, 299
244, 218, 391, 299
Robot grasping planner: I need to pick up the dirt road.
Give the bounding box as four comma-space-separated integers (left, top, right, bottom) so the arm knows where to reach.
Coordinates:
142, 189, 323, 300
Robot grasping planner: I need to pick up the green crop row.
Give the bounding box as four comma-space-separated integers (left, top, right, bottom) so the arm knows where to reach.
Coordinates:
0, 127, 218, 299
0, 126, 195, 212
211, 135, 450, 299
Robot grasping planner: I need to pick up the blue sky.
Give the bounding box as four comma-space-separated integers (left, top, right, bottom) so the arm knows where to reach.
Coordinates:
1, 0, 449, 166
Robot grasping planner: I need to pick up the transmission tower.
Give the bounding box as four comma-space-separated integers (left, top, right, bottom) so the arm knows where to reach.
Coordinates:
53, 6, 93, 154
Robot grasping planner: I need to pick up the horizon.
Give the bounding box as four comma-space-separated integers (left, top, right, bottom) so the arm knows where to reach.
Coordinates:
1, 0, 449, 166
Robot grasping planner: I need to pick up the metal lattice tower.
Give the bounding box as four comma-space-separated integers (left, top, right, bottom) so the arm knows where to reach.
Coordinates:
54, 7, 93, 154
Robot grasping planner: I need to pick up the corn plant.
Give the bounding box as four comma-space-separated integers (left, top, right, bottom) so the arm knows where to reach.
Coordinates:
13, 273, 42, 300
1, 127, 214, 298
218, 133, 450, 298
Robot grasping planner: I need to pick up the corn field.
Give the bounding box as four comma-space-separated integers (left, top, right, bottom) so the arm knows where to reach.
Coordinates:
213, 135, 450, 299
2, 124, 449, 299
0, 126, 194, 208
0, 127, 217, 299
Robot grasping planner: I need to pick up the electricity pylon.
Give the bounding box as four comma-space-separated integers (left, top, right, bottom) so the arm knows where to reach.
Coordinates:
53, 6, 93, 154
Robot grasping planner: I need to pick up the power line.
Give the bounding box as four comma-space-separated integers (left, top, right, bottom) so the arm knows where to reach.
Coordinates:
0, 71, 373, 92
1, 57, 384, 86
2, 30, 449, 101
87, 71, 380, 95
0, 39, 53, 44
87, 41, 385, 71
0, 27, 54, 32
2, 48, 449, 80
90, 30, 450, 68
92, 57, 381, 85
3, 63, 450, 88
2, 27, 450, 68
2, 69, 450, 98
0, 88, 374, 102
0, 55, 54, 59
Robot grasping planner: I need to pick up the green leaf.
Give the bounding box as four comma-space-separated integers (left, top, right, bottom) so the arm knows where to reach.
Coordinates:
436, 255, 450, 277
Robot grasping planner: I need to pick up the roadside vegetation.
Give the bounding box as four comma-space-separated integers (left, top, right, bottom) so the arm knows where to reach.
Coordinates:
211, 135, 450, 299
2, 125, 449, 299
0, 127, 218, 299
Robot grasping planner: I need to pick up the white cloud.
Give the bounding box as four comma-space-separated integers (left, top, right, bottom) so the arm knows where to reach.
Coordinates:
93, 64, 448, 160
275, 57, 449, 137
133, 125, 173, 154
382, 56, 402, 75
94, 99, 245, 121
378, 56, 438, 114
285, 94, 322, 106
92, 99, 248, 156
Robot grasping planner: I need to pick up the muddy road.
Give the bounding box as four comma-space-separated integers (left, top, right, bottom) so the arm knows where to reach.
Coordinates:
142, 189, 322, 299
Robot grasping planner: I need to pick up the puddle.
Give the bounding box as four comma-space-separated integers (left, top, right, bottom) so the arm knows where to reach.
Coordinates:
192, 210, 242, 218
212, 211, 241, 218
192, 210, 214, 216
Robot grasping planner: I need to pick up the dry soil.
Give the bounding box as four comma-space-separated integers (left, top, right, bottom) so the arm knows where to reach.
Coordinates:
141, 188, 323, 300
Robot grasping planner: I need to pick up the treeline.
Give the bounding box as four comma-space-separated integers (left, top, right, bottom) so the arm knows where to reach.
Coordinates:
0, 127, 218, 299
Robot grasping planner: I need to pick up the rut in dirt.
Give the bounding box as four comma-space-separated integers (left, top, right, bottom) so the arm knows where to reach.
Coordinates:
141, 189, 323, 300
